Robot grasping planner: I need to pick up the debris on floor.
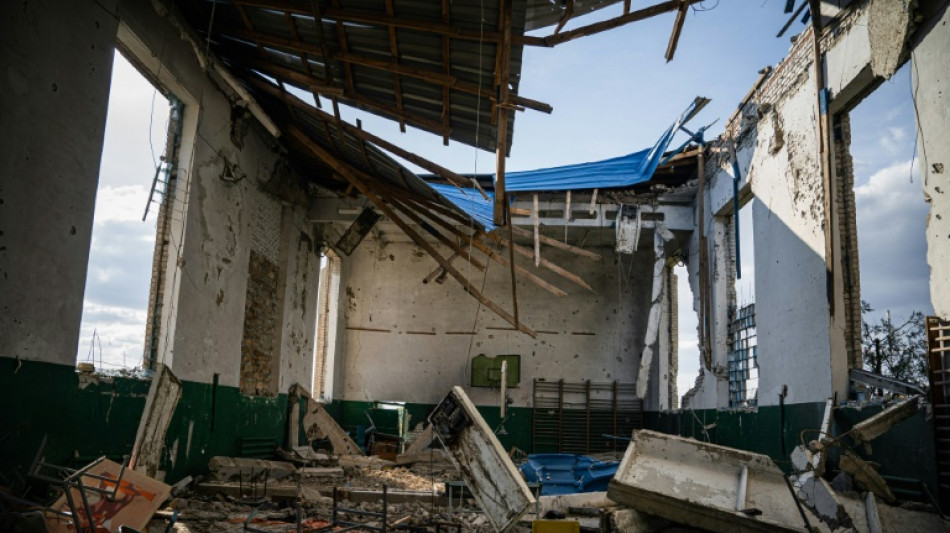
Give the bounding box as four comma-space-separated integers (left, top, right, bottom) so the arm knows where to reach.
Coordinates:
44, 457, 171, 533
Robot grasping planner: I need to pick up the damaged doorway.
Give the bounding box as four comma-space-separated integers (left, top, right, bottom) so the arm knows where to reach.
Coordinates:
76, 50, 172, 371
844, 62, 932, 387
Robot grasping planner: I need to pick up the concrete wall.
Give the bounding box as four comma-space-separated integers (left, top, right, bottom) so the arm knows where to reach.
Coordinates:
331, 232, 662, 409
0, 0, 322, 481
684, 0, 941, 410
111, 0, 321, 394
0, 0, 120, 366
912, 2, 950, 320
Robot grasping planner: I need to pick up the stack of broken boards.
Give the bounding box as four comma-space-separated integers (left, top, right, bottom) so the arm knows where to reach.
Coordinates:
606, 430, 947, 532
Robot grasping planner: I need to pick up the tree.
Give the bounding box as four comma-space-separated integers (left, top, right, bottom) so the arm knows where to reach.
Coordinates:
861, 300, 929, 390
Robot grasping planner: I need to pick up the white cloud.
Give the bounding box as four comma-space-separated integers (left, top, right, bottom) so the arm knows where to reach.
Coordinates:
877, 127, 908, 155
77, 302, 149, 369
854, 159, 932, 319
93, 185, 153, 224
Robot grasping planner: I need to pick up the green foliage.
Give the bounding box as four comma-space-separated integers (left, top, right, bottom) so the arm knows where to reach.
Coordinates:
860, 300, 929, 389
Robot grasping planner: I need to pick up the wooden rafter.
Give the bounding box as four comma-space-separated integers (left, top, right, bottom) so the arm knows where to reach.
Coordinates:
216, 28, 552, 114
392, 195, 568, 298
246, 75, 471, 189
537, 0, 703, 47
509, 225, 601, 261
440, 0, 451, 145
233, 55, 450, 135
326, 1, 355, 92
282, 11, 322, 108
664, 1, 689, 62
490, 233, 595, 293
384, 0, 407, 133
288, 126, 538, 338
493, 0, 513, 226
554, 0, 575, 35
232, 1, 545, 45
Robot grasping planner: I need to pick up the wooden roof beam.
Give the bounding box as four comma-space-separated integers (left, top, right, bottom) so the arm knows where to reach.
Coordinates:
288, 126, 537, 338
492, 0, 513, 226
535, 0, 703, 47
664, 1, 689, 62
384, 0, 407, 133
230, 0, 546, 45
440, 0, 451, 145
231, 55, 450, 135
216, 28, 552, 113
247, 75, 469, 189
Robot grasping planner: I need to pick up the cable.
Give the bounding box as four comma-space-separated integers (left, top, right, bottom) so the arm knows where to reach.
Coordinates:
909, 51, 928, 185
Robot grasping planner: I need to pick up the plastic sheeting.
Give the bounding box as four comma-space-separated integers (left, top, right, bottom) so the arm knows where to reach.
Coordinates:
429, 98, 707, 230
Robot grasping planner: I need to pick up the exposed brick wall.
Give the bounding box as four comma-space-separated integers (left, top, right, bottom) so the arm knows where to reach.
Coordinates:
250, 192, 282, 264
834, 113, 863, 369
142, 103, 182, 368
240, 250, 281, 396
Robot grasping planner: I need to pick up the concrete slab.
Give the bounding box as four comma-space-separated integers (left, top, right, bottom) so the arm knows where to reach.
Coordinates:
207, 457, 296, 482
607, 430, 820, 533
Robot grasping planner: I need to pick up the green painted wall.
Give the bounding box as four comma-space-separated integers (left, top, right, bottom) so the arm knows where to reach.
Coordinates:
0, 357, 290, 485
161, 381, 289, 481
0, 357, 150, 481
0, 357, 936, 503
329, 399, 533, 453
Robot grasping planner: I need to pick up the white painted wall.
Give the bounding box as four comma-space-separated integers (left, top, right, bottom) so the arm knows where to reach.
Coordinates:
912, 3, 950, 320
0, 0, 121, 366
332, 235, 660, 408
0, 0, 321, 394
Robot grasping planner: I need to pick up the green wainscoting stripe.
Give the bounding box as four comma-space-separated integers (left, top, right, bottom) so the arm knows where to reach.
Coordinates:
0, 357, 290, 484
0, 357, 936, 502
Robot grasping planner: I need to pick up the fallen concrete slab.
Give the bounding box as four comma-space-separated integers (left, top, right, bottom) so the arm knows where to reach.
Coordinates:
288, 384, 362, 455
208, 456, 297, 483
849, 397, 920, 445
607, 430, 819, 533
130, 363, 181, 479
431, 386, 536, 532
839, 451, 896, 504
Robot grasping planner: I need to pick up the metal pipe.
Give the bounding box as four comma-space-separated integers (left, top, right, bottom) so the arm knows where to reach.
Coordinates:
736, 466, 748, 511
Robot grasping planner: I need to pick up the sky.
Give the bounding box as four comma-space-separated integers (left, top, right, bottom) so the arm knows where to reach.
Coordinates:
81, 2, 932, 404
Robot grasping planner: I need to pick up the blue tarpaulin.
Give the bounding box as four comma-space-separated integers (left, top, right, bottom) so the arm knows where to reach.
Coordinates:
519, 454, 620, 495
430, 98, 708, 230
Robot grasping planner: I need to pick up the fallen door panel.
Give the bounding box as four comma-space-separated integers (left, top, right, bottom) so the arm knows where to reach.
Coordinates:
430, 386, 535, 532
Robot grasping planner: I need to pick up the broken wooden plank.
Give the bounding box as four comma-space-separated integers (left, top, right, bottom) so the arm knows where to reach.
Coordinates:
431, 387, 536, 532
664, 0, 689, 62
337, 455, 396, 470
130, 363, 182, 479
289, 127, 537, 338
839, 451, 896, 504
510, 225, 601, 261
404, 425, 435, 455
491, 233, 595, 293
